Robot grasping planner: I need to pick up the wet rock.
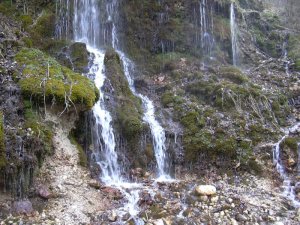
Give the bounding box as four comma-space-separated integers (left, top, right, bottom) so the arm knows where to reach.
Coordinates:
12, 200, 33, 215
130, 167, 144, 178
195, 185, 217, 196
102, 186, 123, 200
139, 191, 153, 206
36, 185, 52, 199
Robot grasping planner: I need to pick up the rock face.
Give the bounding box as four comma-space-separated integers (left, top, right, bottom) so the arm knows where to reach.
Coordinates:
195, 185, 217, 196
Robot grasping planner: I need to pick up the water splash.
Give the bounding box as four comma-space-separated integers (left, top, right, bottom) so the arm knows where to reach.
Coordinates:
273, 122, 300, 207
230, 2, 238, 66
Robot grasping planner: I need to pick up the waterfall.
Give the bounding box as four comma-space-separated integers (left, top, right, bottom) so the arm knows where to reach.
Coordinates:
199, 0, 214, 56
230, 2, 238, 66
282, 37, 290, 75
273, 122, 300, 206
107, 1, 171, 180
72, 0, 122, 185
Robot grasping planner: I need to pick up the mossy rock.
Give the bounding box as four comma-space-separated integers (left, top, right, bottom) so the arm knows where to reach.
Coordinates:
280, 137, 299, 154
218, 66, 249, 84
16, 48, 99, 111
104, 49, 143, 140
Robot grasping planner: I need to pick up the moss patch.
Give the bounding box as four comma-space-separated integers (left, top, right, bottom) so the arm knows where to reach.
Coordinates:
16, 48, 99, 111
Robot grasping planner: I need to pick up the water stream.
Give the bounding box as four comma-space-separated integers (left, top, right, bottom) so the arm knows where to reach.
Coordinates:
199, 0, 214, 56
273, 122, 300, 206
230, 2, 238, 66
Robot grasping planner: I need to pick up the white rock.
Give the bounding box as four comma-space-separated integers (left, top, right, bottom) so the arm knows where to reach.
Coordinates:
195, 185, 217, 196
153, 219, 164, 225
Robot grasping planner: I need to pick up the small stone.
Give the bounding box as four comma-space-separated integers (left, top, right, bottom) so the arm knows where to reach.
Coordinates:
230, 218, 239, 225
211, 196, 219, 203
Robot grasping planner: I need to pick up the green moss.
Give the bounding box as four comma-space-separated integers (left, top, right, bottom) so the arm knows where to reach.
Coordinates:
19, 15, 33, 30
16, 48, 99, 111
0, 111, 7, 169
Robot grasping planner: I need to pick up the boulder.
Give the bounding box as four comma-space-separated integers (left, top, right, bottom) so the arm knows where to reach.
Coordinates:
195, 185, 217, 196
12, 200, 33, 215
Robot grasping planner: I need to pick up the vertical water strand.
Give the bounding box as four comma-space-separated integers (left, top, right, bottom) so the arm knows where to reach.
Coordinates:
107, 0, 171, 179
230, 2, 238, 66
72, 0, 122, 185
199, 0, 214, 56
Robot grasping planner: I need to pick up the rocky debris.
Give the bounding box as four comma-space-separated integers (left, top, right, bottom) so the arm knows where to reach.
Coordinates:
195, 185, 217, 196
18, 114, 111, 224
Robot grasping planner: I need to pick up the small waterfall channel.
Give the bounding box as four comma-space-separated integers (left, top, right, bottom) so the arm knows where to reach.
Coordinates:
273, 122, 300, 207
230, 1, 239, 66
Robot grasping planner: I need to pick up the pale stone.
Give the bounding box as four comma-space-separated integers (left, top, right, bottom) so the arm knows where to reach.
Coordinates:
195, 185, 217, 196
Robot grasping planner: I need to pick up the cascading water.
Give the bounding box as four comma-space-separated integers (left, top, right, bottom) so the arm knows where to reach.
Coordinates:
107, 1, 171, 180
273, 123, 300, 206
230, 2, 238, 66
282, 36, 290, 75
72, 0, 123, 185
55, 0, 71, 39
117, 52, 171, 180
199, 0, 214, 56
